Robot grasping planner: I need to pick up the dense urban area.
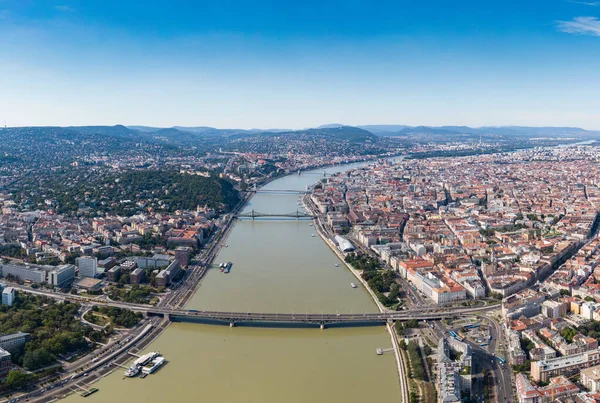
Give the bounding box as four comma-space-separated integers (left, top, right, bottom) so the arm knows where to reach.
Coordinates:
1, 124, 600, 403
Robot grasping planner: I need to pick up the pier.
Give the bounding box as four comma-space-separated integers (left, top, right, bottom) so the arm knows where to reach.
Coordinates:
376, 348, 394, 355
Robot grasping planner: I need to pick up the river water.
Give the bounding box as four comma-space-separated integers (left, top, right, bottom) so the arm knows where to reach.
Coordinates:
65, 162, 401, 403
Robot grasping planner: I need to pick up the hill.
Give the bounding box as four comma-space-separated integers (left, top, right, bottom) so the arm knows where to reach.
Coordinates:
269, 126, 378, 143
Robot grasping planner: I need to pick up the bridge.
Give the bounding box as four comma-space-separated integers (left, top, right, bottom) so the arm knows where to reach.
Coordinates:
253, 189, 307, 194
236, 209, 314, 220
10, 284, 499, 329
148, 304, 499, 329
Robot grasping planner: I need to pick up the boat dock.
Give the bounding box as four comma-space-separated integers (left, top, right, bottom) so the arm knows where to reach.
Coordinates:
376, 348, 394, 355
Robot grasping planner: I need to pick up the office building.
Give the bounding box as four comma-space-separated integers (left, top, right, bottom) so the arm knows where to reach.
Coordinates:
0, 332, 30, 354
48, 264, 76, 287
1, 287, 14, 306
0, 348, 11, 379
531, 349, 600, 382
131, 268, 145, 284
76, 257, 98, 278
174, 247, 192, 267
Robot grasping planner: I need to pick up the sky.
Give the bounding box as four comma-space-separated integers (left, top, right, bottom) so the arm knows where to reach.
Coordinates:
1, 0, 600, 129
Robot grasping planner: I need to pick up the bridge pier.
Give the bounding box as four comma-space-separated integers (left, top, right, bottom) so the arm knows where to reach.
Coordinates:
230, 322, 235, 327
320, 324, 325, 330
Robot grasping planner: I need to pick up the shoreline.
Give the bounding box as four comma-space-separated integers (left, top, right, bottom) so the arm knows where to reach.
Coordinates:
302, 195, 409, 402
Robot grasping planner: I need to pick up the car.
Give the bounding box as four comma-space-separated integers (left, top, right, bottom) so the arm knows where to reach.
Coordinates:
83, 373, 89, 376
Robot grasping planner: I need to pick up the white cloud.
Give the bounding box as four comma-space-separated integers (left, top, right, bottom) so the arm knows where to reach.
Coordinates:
569, 1, 600, 5
55, 5, 75, 12
557, 16, 600, 36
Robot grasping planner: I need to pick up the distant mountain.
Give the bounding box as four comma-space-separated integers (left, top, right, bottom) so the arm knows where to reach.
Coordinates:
264, 126, 378, 143
316, 123, 346, 129
358, 124, 600, 139
32, 123, 600, 144
67, 125, 141, 138
476, 126, 600, 137
126, 125, 162, 133
357, 125, 411, 135
393, 126, 463, 136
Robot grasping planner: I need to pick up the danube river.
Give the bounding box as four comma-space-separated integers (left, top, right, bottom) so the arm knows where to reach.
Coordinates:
65, 162, 401, 403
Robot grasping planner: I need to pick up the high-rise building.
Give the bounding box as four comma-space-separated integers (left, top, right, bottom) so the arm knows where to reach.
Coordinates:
174, 247, 192, 267
1, 287, 14, 306
76, 257, 98, 278
48, 264, 76, 287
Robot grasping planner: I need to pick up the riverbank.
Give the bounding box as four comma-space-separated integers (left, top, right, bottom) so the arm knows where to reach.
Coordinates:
302, 194, 409, 401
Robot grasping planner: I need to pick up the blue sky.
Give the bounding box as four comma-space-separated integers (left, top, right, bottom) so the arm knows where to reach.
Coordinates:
1, 0, 600, 129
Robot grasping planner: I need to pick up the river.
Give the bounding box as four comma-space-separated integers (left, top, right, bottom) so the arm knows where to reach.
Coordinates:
65, 161, 401, 403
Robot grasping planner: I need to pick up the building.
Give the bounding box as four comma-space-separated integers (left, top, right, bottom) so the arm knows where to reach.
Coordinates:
106, 266, 121, 282
48, 264, 76, 287
134, 255, 170, 269
98, 257, 117, 271
0, 348, 11, 379
0, 263, 45, 283
516, 373, 580, 403
155, 259, 181, 287
334, 236, 355, 253
542, 300, 568, 319
0, 332, 30, 353
582, 365, 600, 392
0, 262, 75, 287
174, 246, 192, 267
155, 270, 168, 287
531, 349, 600, 382
1, 287, 14, 306
73, 277, 103, 292
130, 268, 145, 284
76, 257, 98, 278
437, 337, 472, 402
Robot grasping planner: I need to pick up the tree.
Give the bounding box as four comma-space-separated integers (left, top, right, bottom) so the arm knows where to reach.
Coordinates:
23, 348, 55, 370
4, 370, 35, 389
119, 273, 130, 284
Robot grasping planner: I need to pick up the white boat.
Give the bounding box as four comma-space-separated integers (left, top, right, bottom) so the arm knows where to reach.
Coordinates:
124, 352, 160, 377
124, 366, 141, 377
311, 234, 315, 237
142, 356, 166, 375
351, 283, 357, 288
335, 264, 339, 267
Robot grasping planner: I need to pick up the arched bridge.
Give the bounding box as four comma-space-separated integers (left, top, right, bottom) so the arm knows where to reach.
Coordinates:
236, 209, 314, 220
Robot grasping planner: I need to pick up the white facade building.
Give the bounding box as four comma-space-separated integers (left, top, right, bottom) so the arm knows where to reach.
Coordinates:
76, 257, 98, 278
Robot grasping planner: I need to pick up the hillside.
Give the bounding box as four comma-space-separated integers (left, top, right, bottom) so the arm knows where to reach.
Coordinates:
267, 126, 378, 143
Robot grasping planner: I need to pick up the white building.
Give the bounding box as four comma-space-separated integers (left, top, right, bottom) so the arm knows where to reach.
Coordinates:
48, 264, 76, 287
76, 257, 98, 278
1, 287, 14, 306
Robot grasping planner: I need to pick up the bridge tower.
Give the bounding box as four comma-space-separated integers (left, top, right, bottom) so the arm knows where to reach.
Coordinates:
253, 183, 257, 192
251, 209, 255, 221
323, 170, 326, 177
